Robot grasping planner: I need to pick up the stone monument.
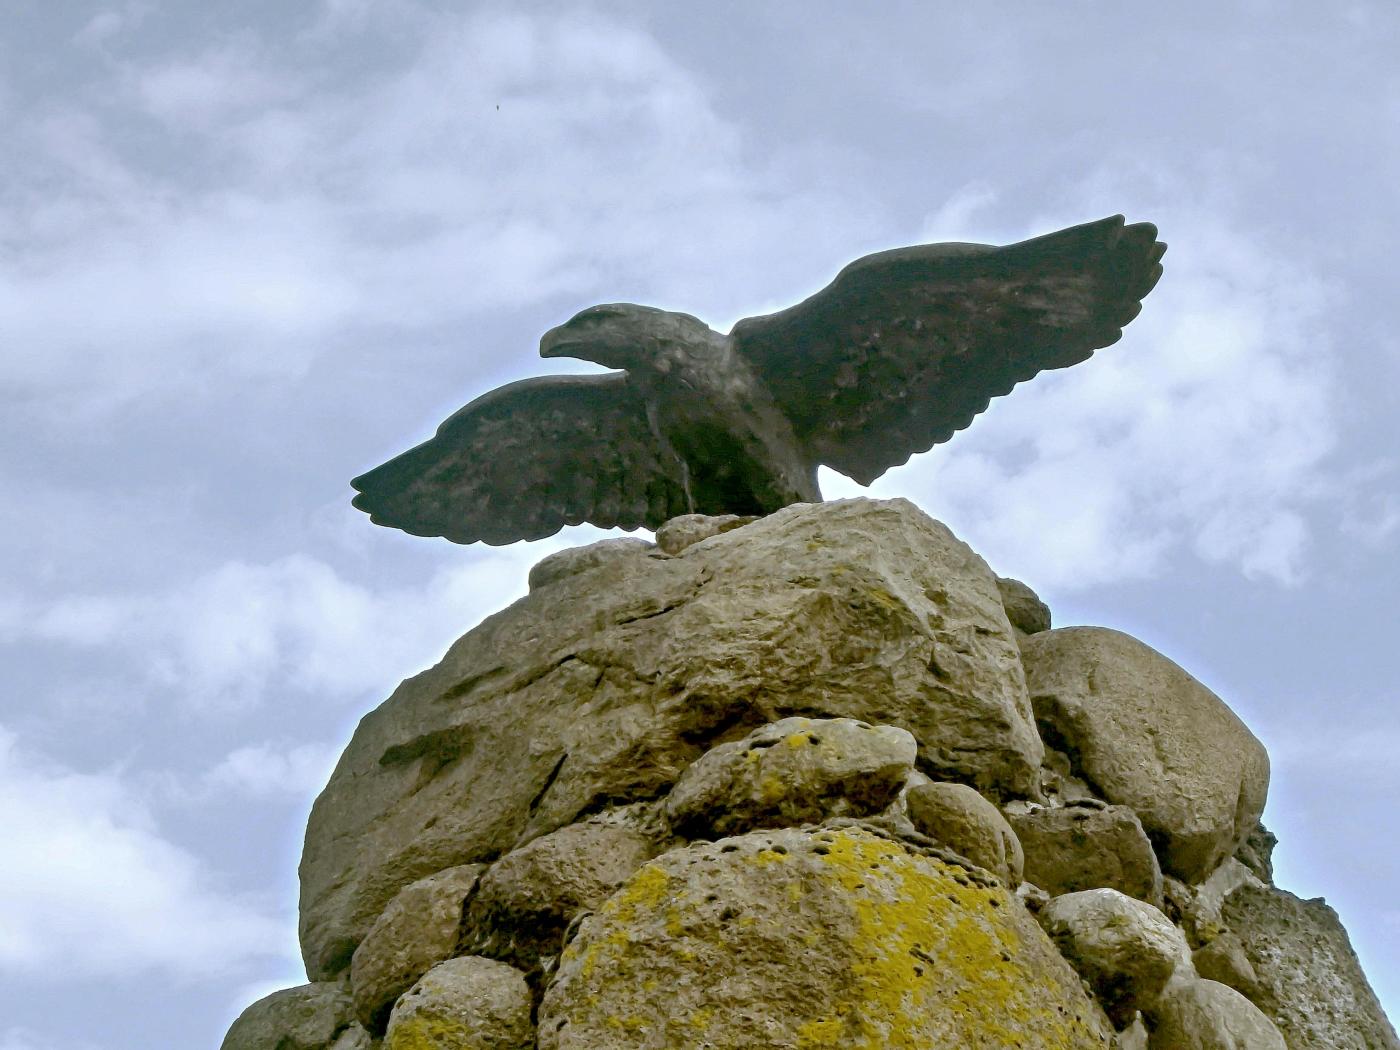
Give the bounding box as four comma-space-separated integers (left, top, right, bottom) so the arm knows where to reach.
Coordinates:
222, 222, 1395, 1047
351, 215, 1164, 545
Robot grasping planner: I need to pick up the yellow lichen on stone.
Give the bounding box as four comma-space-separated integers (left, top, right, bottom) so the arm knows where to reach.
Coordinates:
384, 1014, 470, 1050
796, 1015, 847, 1047
608, 862, 671, 920
804, 828, 1104, 1049
538, 825, 1110, 1050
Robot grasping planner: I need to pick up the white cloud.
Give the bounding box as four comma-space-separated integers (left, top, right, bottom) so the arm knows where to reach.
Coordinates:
1266, 720, 1400, 774
1, 8, 871, 416
134, 40, 301, 129
205, 740, 342, 798
0, 1029, 103, 1050
0, 727, 286, 981
831, 197, 1338, 589
0, 535, 573, 710
73, 2, 151, 50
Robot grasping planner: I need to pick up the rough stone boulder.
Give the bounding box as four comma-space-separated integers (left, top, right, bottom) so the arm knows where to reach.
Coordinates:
1190, 931, 1258, 1000
664, 716, 916, 837
653, 512, 757, 554
538, 822, 1113, 1049
1020, 627, 1269, 883
350, 863, 483, 1031
996, 575, 1052, 635
1220, 883, 1399, 1049
299, 498, 1041, 978
1149, 974, 1286, 1049
902, 776, 1024, 885
1009, 801, 1163, 907
461, 817, 660, 973
220, 981, 355, 1050
382, 956, 532, 1050
1038, 888, 1189, 1025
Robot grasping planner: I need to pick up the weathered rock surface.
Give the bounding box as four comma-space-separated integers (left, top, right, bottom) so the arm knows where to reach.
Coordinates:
527, 537, 655, 591
1149, 974, 1286, 1049
664, 716, 916, 838
329, 1023, 377, 1050
654, 512, 757, 554
1231, 823, 1277, 885
1191, 931, 1257, 999
997, 575, 1052, 635
539, 823, 1113, 1049
1117, 1015, 1150, 1049
462, 818, 658, 972
221, 981, 355, 1050
1039, 889, 1189, 1025
227, 500, 1397, 1050
350, 863, 483, 1030
1010, 802, 1163, 906
902, 776, 1024, 884
1020, 627, 1269, 883
1220, 883, 1400, 1049
300, 498, 1041, 977
383, 956, 532, 1050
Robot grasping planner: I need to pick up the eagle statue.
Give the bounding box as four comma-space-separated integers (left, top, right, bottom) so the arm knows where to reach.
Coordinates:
351, 214, 1165, 545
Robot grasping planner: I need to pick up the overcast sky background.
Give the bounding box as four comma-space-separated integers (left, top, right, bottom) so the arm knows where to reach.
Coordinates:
1, 3, 1397, 1047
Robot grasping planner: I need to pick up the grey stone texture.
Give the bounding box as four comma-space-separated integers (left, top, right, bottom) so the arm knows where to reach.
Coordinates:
220, 981, 355, 1050
1009, 801, 1163, 907
1232, 823, 1277, 885
349, 863, 483, 1031
1220, 883, 1400, 1049
1117, 1016, 1150, 1049
664, 716, 916, 838
1191, 931, 1258, 999
1149, 974, 1286, 1049
1020, 627, 1270, 883
298, 498, 1042, 978
654, 512, 758, 554
902, 776, 1024, 885
461, 818, 658, 973
1039, 888, 1190, 1026
329, 1024, 378, 1050
539, 823, 1114, 1049
527, 536, 655, 592
382, 956, 533, 1050
997, 574, 1052, 635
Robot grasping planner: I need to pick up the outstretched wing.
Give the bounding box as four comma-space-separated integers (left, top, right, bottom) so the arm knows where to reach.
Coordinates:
351, 373, 689, 544
730, 215, 1165, 484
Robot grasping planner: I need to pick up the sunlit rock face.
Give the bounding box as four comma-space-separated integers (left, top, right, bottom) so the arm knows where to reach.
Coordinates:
297, 498, 1041, 980
539, 824, 1114, 1050
219, 500, 1394, 1050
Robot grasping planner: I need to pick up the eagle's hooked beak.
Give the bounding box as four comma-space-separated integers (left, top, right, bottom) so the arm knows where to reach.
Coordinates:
538, 324, 575, 359
539, 305, 632, 360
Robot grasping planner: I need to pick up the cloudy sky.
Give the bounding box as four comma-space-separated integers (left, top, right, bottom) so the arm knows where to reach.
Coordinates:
1, 2, 1396, 1046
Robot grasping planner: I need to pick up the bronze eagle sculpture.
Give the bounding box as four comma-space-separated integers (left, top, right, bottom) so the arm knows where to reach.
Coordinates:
352, 214, 1164, 545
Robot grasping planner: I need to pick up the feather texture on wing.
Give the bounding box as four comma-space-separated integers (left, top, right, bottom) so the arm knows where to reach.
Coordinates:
350, 373, 688, 544
729, 215, 1166, 484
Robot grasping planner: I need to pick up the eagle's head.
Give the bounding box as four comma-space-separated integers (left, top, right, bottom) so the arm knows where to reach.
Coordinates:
539, 303, 717, 370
